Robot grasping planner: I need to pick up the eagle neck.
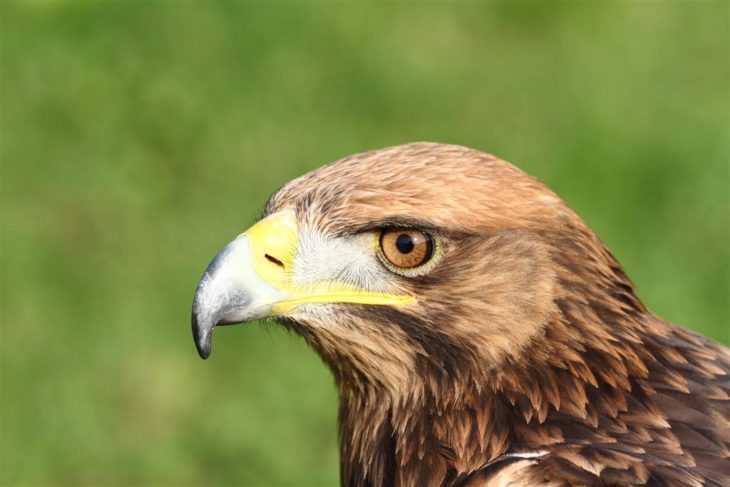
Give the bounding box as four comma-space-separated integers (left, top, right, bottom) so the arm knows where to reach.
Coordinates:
336, 368, 541, 487
335, 307, 658, 487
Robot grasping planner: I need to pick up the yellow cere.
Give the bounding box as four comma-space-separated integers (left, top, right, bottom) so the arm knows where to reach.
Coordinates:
245, 210, 416, 314
246, 210, 299, 290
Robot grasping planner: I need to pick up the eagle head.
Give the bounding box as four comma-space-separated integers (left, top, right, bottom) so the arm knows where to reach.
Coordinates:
191, 142, 729, 487
193, 143, 583, 390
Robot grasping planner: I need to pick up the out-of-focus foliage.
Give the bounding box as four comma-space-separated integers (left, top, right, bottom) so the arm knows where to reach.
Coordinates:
1, 1, 727, 486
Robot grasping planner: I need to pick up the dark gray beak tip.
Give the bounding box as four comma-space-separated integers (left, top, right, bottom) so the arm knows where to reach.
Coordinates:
192, 311, 212, 360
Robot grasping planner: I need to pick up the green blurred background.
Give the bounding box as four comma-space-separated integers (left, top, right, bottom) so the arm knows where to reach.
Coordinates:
1, 1, 728, 486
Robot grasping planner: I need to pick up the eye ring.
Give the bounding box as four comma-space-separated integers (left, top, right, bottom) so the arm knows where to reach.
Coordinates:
377, 228, 435, 271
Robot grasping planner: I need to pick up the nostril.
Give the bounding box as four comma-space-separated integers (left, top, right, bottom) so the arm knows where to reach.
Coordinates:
265, 254, 285, 268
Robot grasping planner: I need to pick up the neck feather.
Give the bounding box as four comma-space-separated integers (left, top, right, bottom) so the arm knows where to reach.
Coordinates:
336, 294, 655, 487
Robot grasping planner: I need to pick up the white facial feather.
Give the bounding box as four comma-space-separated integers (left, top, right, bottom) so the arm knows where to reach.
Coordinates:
292, 225, 399, 294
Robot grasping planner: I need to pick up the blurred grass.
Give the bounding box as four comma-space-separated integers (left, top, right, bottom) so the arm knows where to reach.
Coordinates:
0, 1, 728, 486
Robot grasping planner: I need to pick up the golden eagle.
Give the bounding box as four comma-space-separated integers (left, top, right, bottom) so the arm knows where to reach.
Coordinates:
192, 143, 729, 486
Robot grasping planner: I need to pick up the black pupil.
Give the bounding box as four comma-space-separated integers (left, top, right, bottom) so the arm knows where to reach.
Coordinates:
396, 234, 415, 254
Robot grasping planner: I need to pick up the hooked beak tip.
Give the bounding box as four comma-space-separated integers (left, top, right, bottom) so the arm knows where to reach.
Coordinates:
192, 311, 213, 360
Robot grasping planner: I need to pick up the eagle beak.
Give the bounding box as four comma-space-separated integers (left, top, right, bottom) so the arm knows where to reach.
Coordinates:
192, 211, 297, 359
192, 210, 415, 359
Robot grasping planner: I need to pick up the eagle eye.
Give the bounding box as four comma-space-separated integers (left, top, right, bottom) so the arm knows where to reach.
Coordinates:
378, 229, 434, 270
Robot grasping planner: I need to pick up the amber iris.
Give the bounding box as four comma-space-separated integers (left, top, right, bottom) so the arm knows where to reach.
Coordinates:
380, 229, 434, 269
